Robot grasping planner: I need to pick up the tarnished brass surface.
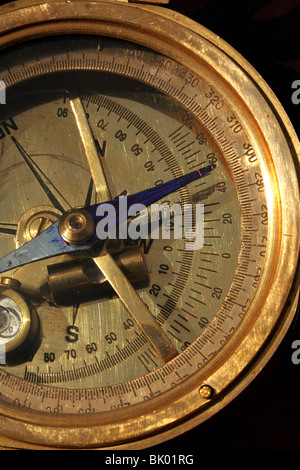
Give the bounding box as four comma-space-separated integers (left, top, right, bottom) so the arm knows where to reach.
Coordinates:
16, 206, 62, 248
0, 0, 298, 450
41, 246, 149, 306
58, 208, 95, 244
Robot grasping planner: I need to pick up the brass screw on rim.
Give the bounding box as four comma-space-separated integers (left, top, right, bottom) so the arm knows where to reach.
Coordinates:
199, 384, 214, 400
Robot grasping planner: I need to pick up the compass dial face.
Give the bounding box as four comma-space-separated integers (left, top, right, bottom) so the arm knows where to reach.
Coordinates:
0, 20, 298, 450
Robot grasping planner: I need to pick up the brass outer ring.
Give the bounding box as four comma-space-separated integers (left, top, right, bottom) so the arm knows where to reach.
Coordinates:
0, 0, 298, 450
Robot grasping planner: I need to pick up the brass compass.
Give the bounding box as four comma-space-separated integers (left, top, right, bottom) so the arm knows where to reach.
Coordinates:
0, 0, 299, 450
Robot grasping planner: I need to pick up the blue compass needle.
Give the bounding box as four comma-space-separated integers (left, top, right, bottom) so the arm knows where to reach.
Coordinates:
0, 165, 215, 273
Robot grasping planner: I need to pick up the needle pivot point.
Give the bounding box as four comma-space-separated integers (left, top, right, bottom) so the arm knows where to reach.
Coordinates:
58, 208, 95, 244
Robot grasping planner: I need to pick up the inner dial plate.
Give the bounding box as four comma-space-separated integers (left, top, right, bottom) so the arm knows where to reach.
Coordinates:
0, 36, 269, 413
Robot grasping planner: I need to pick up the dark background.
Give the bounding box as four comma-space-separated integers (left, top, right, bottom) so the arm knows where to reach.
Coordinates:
151, 0, 300, 453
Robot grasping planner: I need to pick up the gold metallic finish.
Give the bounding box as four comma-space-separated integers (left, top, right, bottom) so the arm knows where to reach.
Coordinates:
71, 53, 178, 362
0, 278, 21, 290
199, 384, 214, 400
127, 0, 170, 3
58, 208, 95, 244
41, 246, 149, 306
70, 97, 111, 202
0, 0, 298, 450
16, 206, 62, 248
93, 251, 178, 362
70, 54, 177, 361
